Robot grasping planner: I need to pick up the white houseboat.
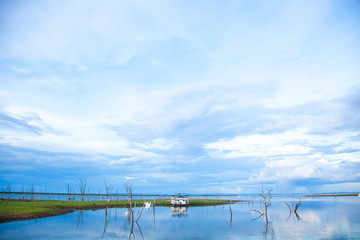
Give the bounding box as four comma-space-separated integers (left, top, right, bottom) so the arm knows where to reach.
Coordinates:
171, 193, 189, 206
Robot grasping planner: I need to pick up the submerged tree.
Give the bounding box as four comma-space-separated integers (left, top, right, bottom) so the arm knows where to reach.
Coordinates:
123, 181, 134, 207
6, 183, 11, 199
252, 186, 273, 223
123, 181, 135, 238
104, 178, 112, 209
30, 184, 35, 200
79, 178, 87, 201
65, 184, 72, 201
285, 199, 303, 221
260, 187, 272, 223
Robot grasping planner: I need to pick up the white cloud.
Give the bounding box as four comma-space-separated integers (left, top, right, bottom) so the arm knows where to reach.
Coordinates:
253, 152, 360, 184
11, 67, 30, 73
110, 157, 141, 165
27, 77, 65, 86
0, 105, 150, 156
205, 130, 313, 158
143, 172, 190, 183
219, 187, 243, 194
134, 138, 178, 150
205, 129, 360, 159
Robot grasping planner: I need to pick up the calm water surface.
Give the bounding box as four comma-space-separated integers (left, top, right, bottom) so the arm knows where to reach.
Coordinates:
1, 197, 359, 239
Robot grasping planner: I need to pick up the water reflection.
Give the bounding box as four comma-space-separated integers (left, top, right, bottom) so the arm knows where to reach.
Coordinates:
75, 210, 84, 228
262, 221, 275, 240
285, 200, 303, 222
0, 197, 359, 239
171, 206, 188, 217
123, 206, 147, 239
101, 209, 110, 239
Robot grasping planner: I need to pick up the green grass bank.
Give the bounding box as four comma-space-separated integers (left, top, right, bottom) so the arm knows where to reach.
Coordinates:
0, 198, 237, 223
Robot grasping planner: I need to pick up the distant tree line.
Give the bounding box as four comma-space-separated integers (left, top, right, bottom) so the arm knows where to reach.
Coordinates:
1, 178, 133, 202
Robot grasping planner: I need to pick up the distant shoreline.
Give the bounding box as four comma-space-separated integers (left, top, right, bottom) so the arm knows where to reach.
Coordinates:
304, 193, 358, 197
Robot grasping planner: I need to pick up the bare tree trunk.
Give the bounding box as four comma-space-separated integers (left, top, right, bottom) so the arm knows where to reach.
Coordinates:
124, 181, 136, 239
252, 185, 272, 222
7, 183, 11, 199
123, 182, 134, 208
79, 178, 87, 201
66, 184, 72, 201
30, 184, 35, 200
294, 200, 302, 220
294, 201, 302, 214
260, 186, 272, 223
136, 200, 146, 223
229, 200, 233, 227
104, 179, 112, 209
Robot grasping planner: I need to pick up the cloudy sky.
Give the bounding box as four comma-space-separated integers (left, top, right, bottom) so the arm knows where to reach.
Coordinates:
1, 0, 359, 194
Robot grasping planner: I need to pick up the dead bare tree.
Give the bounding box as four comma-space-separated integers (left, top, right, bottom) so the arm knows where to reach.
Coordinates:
285, 199, 303, 221
7, 183, 11, 199
136, 200, 146, 223
30, 184, 35, 200
1, 186, 4, 200
104, 179, 112, 209
252, 186, 272, 223
21, 186, 25, 200
123, 181, 134, 208
294, 201, 302, 213
294, 200, 302, 220
66, 184, 72, 201
261, 187, 272, 223
123, 181, 135, 238
79, 178, 87, 201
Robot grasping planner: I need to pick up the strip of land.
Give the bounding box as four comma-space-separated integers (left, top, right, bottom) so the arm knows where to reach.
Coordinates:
0, 199, 238, 223
304, 193, 358, 197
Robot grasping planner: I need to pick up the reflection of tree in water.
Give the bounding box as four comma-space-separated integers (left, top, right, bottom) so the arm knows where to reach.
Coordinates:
136, 222, 144, 240
262, 221, 275, 240
251, 213, 275, 239
75, 211, 84, 228
101, 209, 110, 240
285, 200, 303, 222
123, 207, 145, 240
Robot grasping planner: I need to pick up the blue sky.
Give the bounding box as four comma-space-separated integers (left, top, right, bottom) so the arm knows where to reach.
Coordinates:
0, 0, 359, 194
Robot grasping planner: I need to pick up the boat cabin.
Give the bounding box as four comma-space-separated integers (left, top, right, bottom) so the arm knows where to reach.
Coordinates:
171, 193, 189, 206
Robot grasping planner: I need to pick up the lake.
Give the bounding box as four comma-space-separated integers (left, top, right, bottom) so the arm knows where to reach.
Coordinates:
1, 196, 359, 239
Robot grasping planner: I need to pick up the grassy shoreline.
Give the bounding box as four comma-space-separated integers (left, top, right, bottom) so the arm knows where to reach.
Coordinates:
0, 199, 238, 223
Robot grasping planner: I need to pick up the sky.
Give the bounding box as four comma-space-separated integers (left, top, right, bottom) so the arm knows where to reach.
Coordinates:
0, 0, 360, 194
